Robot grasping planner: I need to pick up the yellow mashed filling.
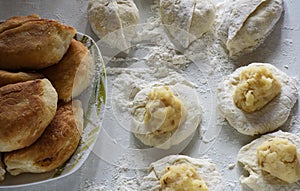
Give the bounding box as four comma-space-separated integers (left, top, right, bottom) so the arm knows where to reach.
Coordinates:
144, 86, 186, 135
233, 65, 281, 113
160, 163, 208, 191
257, 137, 300, 183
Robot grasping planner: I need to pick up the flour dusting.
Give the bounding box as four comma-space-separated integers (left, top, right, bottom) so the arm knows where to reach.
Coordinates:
96, 0, 297, 190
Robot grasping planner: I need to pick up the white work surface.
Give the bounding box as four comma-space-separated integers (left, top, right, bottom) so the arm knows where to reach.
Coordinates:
1, 0, 300, 191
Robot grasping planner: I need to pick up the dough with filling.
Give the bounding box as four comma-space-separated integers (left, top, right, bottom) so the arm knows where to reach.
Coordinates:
132, 83, 202, 149
141, 155, 223, 191
238, 130, 300, 190
256, 137, 300, 183
217, 63, 298, 135
233, 65, 281, 113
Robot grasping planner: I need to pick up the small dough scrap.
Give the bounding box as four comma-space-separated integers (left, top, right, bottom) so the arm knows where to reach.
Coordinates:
160, 163, 208, 191
217, 63, 298, 136
88, 0, 139, 53
238, 130, 300, 190
218, 0, 283, 58
233, 65, 281, 113
160, 0, 215, 48
141, 155, 223, 191
144, 86, 186, 135
257, 137, 300, 183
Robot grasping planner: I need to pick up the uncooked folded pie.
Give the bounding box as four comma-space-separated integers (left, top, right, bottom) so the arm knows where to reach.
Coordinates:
88, 0, 139, 53
218, 0, 283, 58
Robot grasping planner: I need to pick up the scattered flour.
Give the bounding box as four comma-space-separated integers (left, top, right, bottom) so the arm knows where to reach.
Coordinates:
81, 166, 143, 191
95, 0, 298, 190
81, 180, 108, 191
100, 0, 235, 190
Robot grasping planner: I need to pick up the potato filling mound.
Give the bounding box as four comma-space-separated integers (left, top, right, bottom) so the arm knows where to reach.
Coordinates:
144, 86, 186, 135
233, 65, 281, 112
160, 163, 208, 191
257, 137, 300, 183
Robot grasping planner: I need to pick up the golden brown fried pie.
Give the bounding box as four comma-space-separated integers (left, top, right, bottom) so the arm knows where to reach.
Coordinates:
0, 70, 43, 87
0, 153, 5, 182
41, 39, 94, 102
0, 79, 58, 152
0, 16, 76, 70
4, 100, 83, 176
